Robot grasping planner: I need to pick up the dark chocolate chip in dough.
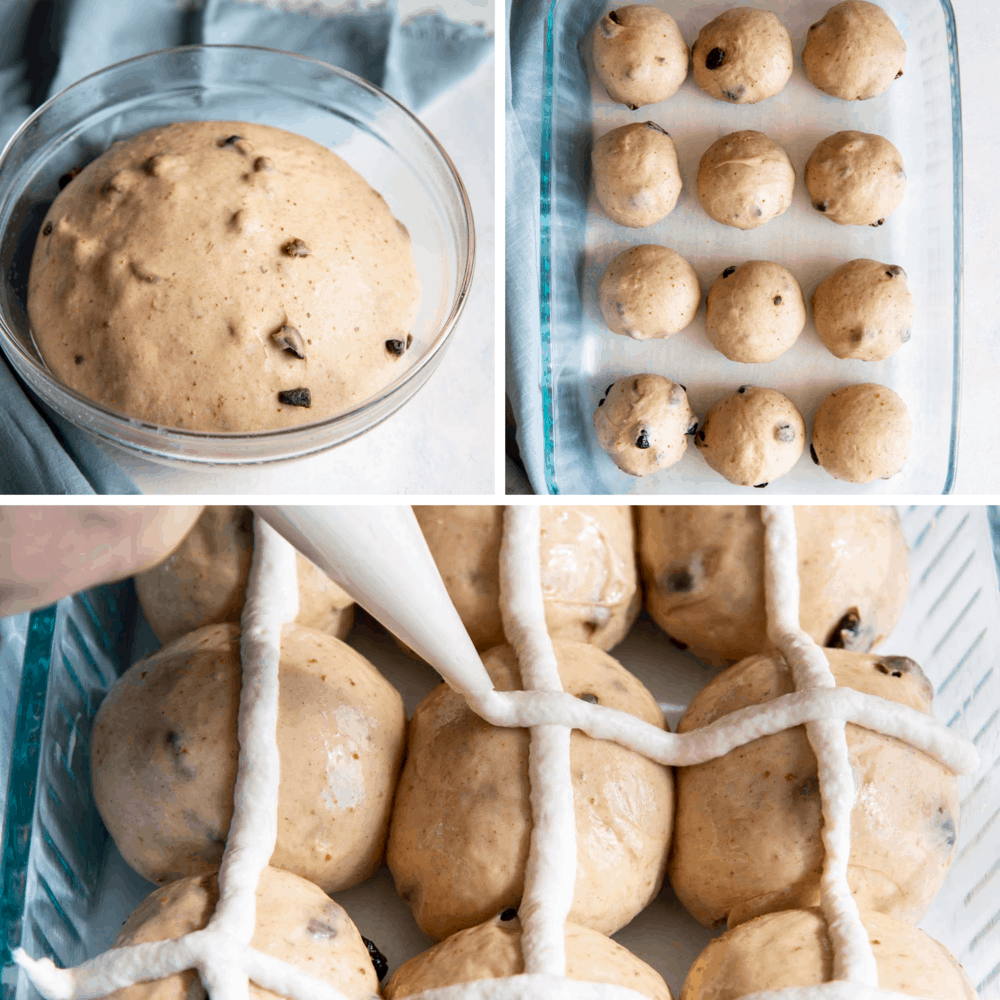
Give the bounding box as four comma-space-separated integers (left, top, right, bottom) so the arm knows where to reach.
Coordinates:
738, 385, 748, 394
499, 907, 519, 921
278, 388, 311, 408
810, 443, 819, 465
645, 121, 670, 136
362, 937, 388, 981
283, 238, 310, 257
871, 218, 885, 227
272, 324, 306, 359
773, 295, 782, 305
753, 482, 768, 488
886, 265, 904, 277
605, 383, 615, 396
776, 424, 795, 443
218, 134, 243, 147
665, 568, 695, 593
895, 69, 903, 79
666, 634, 688, 651
608, 9, 621, 24
722, 85, 745, 101
696, 428, 706, 443
386, 339, 407, 357
42, 222, 53, 236
705, 47, 725, 70
814, 201, 828, 213
636, 429, 650, 449
826, 608, 866, 650
627, 104, 639, 111
597, 398, 605, 407
722, 266, 737, 278
254, 156, 274, 172
579, 692, 600, 704
686, 418, 698, 434
74, 354, 84, 365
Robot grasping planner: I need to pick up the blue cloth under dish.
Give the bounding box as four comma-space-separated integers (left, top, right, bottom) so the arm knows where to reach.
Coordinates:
0, 0, 492, 495
506, 0, 548, 495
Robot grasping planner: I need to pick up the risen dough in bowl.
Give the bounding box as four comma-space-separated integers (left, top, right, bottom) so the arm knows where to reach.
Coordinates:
28, 120, 420, 431
670, 649, 959, 929
680, 908, 975, 1000
91, 622, 405, 892
385, 915, 672, 1000
387, 641, 674, 940
413, 505, 640, 652
638, 505, 909, 666
134, 505, 353, 644
103, 866, 378, 1000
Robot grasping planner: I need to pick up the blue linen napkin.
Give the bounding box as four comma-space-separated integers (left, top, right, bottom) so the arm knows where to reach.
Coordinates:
506, 0, 548, 495
0, 0, 492, 496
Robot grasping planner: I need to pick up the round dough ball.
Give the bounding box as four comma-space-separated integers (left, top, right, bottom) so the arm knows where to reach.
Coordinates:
592, 122, 682, 228
811, 383, 912, 482
28, 121, 419, 431
705, 260, 805, 362
694, 386, 805, 487
812, 259, 914, 361
414, 506, 639, 652
680, 908, 975, 1000
91, 622, 406, 891
385, 914, 672, 1000
670, 649, 959, 929
592, 6, 689, 109
803, 1, 906, 101
805, 130, 905, 226
134, 505, 354, 644
104, 867, 378, 1000
691, 9, 793, 104
696, 131, 795, 230
594, 375, 695, 476
638, 505, 909, 666
598, 245, 701, 340
386, 641, 674, 940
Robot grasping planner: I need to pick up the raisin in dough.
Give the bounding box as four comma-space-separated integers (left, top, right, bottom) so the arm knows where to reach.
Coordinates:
705, 261, 805, 362
103, 867, 378, 1000
638, 505, 909, 666
592, 6, 689, 109
805, 130, 905, 226
812, 259, 913, 361
594, 375, 695, 476
134, 505, 353, 644
385, 915, 672, 1000
696, 131, 795, 230
386, 641, 674, 941
694, 387, 805, 487
680, 909, 976, 1000
803, 1, 906, 101
670, 649, 959, 929
598, 245, 701, 340
691, 9, 793, 105
413, 505, 640, 652
28, 121, 419, 431
91, 623, 405, 892
811, 383, 912, 482
592, 122, 681, 228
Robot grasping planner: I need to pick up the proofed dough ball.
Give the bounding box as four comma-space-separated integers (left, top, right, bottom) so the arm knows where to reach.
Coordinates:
670, 649, 959, 929
696, 132, 795, 230
592, 6, 689, 109
680, 908, 975, 1000
803, 1, 906, 101
386, 641, 674, 940
691, 9, 793, 104
811, 383, 912, 482
812, 259, 914, 361
592, 122, 682, 227
705, 261, 805, 362
638, 505, 909, 666
28, 121, 419, 431
594, 375, 696, 476
134, 506, 354, 644
694, 387, 805, 487
598, 245, 701, 340
385, 914, 672, 1000
413, 505, 640, 652
91, 622, 405, 892
805, 130, 905, 226
104, 867, 378, 1000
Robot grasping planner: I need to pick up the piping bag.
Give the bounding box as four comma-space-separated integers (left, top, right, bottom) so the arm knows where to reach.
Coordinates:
252, 506, 494, 696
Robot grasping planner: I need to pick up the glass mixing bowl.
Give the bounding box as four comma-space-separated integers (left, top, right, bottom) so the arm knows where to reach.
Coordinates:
0, 45, 474, 467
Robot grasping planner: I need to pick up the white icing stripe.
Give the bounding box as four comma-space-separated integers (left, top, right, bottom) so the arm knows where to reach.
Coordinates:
499, 506, 576, 976
465, 687, 978, 775
762, 506, 878, 986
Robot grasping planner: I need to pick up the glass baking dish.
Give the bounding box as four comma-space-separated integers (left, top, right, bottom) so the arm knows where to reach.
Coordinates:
538, 0, 962, 495
2, 506, 997, 999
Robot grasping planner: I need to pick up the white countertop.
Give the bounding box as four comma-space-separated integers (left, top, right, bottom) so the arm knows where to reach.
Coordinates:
117, 53, 495, 496
952, 0, 999, 495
